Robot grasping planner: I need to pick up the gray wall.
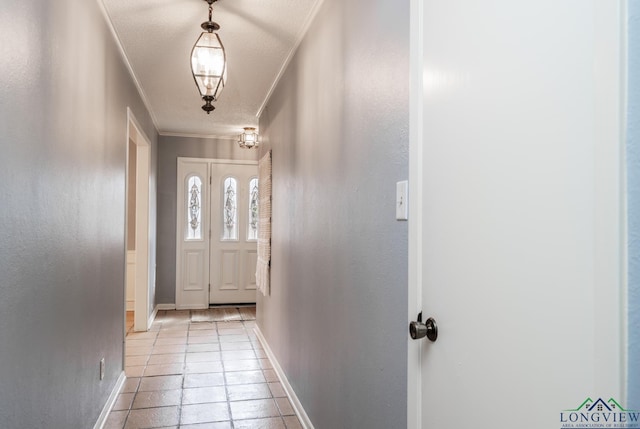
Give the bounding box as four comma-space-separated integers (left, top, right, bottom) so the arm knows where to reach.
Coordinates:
628, 0, 640, 410
0, 0, 157, 427
156, 136, 257, 304
256, 0, 409, 427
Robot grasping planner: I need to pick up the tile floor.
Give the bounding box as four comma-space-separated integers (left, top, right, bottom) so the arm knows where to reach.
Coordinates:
106, 310, 302, 429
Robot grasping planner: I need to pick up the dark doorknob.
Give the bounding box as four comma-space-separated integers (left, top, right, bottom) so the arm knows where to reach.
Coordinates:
409, 312, 438, 342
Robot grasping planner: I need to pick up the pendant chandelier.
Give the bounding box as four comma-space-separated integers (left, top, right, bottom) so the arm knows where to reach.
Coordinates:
190, 0, 227, 114
238, 127, 259, 149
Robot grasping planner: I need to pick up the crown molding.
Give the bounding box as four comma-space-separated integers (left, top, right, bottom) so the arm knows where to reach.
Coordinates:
97, 0, 160, 134
159, 131, 238, 141
256, 0, 326, 119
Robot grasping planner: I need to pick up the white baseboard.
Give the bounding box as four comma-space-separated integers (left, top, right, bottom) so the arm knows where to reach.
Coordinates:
147, 305, 161, 329
126, 300, 135, 311
146, 304, 176, 329
156, 303, 176, 310
254, 326, 314, 429
93, 371, 126, 429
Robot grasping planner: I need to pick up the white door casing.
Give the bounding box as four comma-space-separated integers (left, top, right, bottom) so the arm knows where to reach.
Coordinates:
127, 108, 152, 332
176, 158, 258, 309
408, 1, 626, 428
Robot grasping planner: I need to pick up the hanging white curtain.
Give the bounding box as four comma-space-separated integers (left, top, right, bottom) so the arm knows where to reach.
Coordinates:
256, 150, 272, 295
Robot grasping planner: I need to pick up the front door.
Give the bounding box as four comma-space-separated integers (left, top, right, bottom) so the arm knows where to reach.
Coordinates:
408, 1, 625, 428
209, 162, 259, 304
176, 158, 258, 309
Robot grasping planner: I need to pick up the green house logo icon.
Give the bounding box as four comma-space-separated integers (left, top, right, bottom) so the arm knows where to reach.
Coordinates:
565, 397, 631, 412
560, 397, 640, 429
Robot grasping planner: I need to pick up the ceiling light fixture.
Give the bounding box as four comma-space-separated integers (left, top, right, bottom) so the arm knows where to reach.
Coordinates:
238, 127, 259, 149
190, 0, 227, 114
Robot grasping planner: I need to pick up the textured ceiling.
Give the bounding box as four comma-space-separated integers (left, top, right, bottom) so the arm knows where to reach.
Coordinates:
102, 0, 319, 137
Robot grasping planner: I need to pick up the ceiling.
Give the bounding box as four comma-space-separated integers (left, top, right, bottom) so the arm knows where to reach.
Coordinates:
101, 0, 320, 138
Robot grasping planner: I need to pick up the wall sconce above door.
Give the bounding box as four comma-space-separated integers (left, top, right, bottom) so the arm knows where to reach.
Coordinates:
238, 127, 259, 149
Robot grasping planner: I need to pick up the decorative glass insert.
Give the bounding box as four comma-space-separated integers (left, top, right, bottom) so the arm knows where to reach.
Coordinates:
186, 176, 202, 240
247, 178, 259, 241
222, 177, 238, 240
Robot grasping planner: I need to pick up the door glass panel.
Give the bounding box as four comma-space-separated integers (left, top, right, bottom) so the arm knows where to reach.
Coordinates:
248, 177, 259, 241
186, 175, 203, 240
222, 177, 238, 241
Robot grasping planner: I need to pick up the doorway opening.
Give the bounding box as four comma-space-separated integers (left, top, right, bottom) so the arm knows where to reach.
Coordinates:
125, 108, 152, 332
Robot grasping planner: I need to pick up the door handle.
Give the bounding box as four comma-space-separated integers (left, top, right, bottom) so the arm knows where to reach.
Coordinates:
409, 312, 438, 342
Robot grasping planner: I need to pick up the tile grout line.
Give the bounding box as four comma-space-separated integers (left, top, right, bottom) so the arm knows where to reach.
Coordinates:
218, 319, 236, 429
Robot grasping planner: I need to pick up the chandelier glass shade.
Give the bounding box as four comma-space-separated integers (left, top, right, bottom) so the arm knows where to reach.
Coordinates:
191, 0, 227, 113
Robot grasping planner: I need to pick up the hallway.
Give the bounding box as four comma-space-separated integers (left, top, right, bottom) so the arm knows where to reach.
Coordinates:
106, 310, 301, 429
1, 0, 637, 427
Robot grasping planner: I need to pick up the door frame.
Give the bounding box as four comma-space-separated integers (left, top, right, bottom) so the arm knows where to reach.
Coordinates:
407, 2, 423, 427
125, 108, 152, 332
175, 157, 258, 309
407, 2, 628, 427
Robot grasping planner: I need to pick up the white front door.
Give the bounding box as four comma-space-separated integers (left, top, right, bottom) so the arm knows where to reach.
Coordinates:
176, 159, 210, 309
408, 1, 626, 428
209, 162, 259, 304
176, 158, 258, 309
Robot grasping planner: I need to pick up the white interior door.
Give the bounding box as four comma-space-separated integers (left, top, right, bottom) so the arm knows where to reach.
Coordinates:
209, 162, 258, 304
408, 1, 626, 428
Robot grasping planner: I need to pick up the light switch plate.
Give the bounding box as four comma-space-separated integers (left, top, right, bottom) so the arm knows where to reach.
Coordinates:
396, 180, 408, 220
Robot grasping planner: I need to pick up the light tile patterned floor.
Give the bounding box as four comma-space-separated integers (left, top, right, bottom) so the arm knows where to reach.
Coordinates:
106, 310, 302, 429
